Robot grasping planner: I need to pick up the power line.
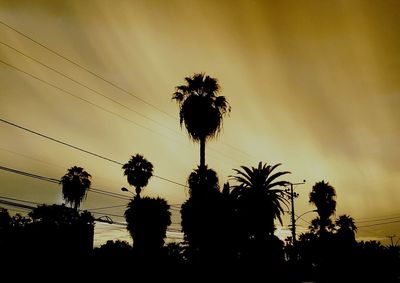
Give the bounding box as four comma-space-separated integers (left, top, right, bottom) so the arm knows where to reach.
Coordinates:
88, 204, 128, 211
0, 40, 180, 135
0, 20, 256, 163
0, 195, 43, 206
0, 165, 130, 201
358, 220, 400, 228
0, 59, 185, 146
357, 216, 400, 224
356, 211, 400, 221
0, 58, 246, 167
0, 19, 176, 120
0, 199, 36, 210
0, 196, 182, 237
0, 118, 188, 188
0, 166, 183, 216
0, 57, 246, 167
0, 206, 30, 214
0, 165, 58, 183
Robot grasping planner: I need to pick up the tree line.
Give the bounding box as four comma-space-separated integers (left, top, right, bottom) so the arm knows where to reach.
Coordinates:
0, 73, 399, 281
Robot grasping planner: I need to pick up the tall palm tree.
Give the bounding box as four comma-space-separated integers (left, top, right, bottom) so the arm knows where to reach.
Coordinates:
230, 162, 290, 235
187, 165, 220, 198
309, 181, 336, 234
173, 73, 231, 169
60, 166, 91, 210
122, 154, 153, 199
180, 166, 229, 263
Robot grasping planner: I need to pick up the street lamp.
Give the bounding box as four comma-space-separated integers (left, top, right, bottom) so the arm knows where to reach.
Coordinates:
121, 187, 134, 196
295, 209, 317, 223
285, 180, 306, 246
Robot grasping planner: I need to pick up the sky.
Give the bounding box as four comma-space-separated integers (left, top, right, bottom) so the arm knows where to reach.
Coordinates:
0, 0, 399, 246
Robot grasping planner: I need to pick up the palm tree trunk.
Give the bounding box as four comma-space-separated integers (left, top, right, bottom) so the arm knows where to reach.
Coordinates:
200, 137, 206, 169
135, 187, 141, 199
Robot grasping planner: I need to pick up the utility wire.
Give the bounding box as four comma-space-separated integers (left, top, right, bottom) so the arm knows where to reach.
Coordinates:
0, 59, 185, 146
358, 220, 400, 228
0, 167, 182, 216
0, 165, 129, 200
0, 118, 188, 188
357, 216, 400, 224
0, 40, 179, 134
0, 197, 182, 237
0, 20, 255, 163
0, 20, 176, 120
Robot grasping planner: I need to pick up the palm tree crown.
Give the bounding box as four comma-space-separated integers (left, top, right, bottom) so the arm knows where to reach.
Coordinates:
60, 166, 91, 210
187, 165, 220, 197
309, 181, 336, 220
173, 73, 230, 168
336, 214, 357, 233
230, 162, 290, 234
122, 154, 153, 198
124, 197, 171, 252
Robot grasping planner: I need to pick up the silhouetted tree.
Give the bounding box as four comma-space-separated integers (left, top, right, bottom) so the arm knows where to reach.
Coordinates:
187, 165, 220, 198
180, 166, 232, 266
93, 240, 133, 269
122, 154, 153, 199
0, 208, 11, 255
60, 166, 92, 210
335, 214, 357, 243
228, 162, 289, 274
309, 217, 335, 235
309, 180, 336, 235
0, 208, 11, 230
124, 196, 171, 259
29, 204, 94, 259
173, 73, 230, 169
230, 162, 290, 235
352, 240, 400, 283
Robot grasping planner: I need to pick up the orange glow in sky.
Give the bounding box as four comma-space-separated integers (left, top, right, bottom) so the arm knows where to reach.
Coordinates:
0, 0, 399, 246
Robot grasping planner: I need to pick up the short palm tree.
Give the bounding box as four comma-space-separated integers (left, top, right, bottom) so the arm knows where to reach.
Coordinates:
124, 197, 171, 254
309, 181, 336, 234
60, 166, 91, 210
336, 214, 357, 243
122, 154, 153, 199
309, 217, 335, 234
336, 215, 357, 233
230, 162, 290, 235
173, 73, 231, 169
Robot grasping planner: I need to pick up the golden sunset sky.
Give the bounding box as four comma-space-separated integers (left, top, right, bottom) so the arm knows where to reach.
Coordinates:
1, 0, 399, 246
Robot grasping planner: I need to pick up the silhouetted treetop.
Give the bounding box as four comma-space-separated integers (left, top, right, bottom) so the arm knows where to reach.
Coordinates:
173, 73, 231, 142
122, 154, 153, 198
60, 166, 91, 210
29, 204, 94, 225
173, 73, 230, 168
230, 162, 290, 234
187, 165, 220, 197
124, 196, 171, 252
309, 181, 336, 224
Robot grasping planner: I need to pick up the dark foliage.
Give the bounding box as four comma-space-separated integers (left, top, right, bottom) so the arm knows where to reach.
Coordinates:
60, 166, 91, 210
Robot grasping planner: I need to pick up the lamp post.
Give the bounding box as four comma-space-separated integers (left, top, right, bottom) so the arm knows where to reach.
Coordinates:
295, 209, 317, 223
121, 187, 135, 197
285, 180, 306, 246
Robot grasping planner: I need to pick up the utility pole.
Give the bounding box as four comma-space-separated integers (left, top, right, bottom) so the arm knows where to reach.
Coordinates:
286, 180, 306, 246
290, 183, 296, 245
